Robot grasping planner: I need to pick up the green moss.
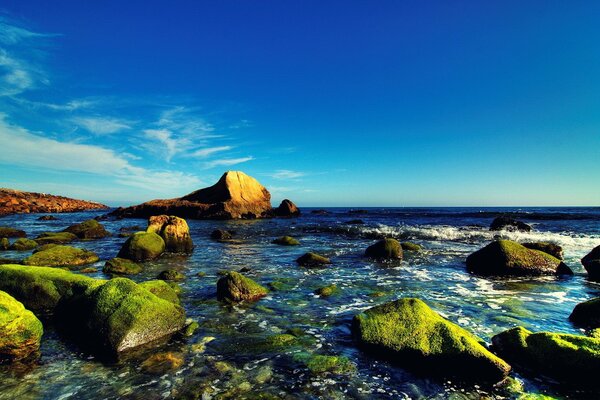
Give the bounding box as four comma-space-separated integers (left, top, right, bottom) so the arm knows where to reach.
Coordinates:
103, 258, 142, 275
217, 271, 268, 302
265, 333, 297, 347
570, 297, 600, 328
0, 290, 43, 361
157, 269, 185, 282
401, 242, 422, 252
9, 238, 38, 251
0, 227, 26, 238
33, 243, 58, 253
117, 231, 165, 261
23, 245, 99, 267
272, 236, 300, 246
296, 252, 331, 267
314, 284, 339, 297
365, 238, 403, 259
34, 232, 77, 245
138, 280, 180, 304
353, 298, 510, 383
182, 320, 199, 336
293, 353, 356, 375
63, 219, 109, 239
492, 326, 600, 387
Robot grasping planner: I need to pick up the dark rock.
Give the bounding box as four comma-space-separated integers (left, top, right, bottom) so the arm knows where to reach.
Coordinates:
490, 216, 532, 232
217, 271, 268, 302
275, 199, 300, 217
400, 242, 422, 252
570, 297, 600, 329
103, 258, 143, 275
34, 232, 77, 245
37, 215, 57, 221
0, 238, 8, 251
210, 229, 233, 240
365, 238, 403, 260
296, 252, 331, 268
522, 242, 563, 259
9, 238, 37, 251
63, 219, 109, 239
272, 236, 300, 246
0, 227, 26, 238
157, 269, 185, 282
582, 245, 600, 280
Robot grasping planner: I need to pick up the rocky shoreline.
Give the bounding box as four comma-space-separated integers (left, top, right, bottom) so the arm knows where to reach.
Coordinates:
0, 188, 107, 217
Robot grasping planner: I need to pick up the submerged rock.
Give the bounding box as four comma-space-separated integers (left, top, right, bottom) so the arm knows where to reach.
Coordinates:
157, 269, 185, 282
466, 240, 568, 276
9, 238, 38, 251
314, 284, 338, 297
0, 290, 43, 362
522, 242, 563, 260
63, 219, 109, 239
275, 199, 300, 217
272, 236, 300, 246
400, 242, 422, 252
352, 298, 511, 383
23, 245, 99, 267
569, 297, 600, 329
582, 245, 600, 280
103, 258, 142, 275
217, 271, 268, 302
140, 351, 184, 374
492, 326, 600, 387
147, 215, 193, 253
0, 227, 26, 238
34, 231, 77, 245
293, 353, 356, 375
296, 252, 331, 267
210, 229, 233, 240
117, 231, 165, 261
1, 237, 10, 250
365, 238, 403, 259
37, 215, 57, 221
490, 216, 532, 232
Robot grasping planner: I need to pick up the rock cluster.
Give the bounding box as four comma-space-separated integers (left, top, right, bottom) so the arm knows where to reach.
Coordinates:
0, 188, 107, 217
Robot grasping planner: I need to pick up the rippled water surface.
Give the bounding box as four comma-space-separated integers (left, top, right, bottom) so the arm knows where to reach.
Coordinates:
1, 207, 600, 399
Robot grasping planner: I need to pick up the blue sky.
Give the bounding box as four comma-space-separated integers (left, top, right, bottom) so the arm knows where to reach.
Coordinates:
0, 1, 599, 206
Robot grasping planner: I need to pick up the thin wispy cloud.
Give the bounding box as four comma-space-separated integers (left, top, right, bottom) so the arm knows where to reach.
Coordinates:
204, 156, 254, 168
267, 169, 305, 179
190, 145, 232, 158
73, 116, 132, 135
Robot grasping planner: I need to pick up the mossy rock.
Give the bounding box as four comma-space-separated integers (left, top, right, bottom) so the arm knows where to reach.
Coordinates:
0, 290, 43, 362
265, 333, 297, 347
217, 271, 268, 302
63, 219, 109, 239
268, 278, 295, 291
365, 238, 403, 259
34, 232, 77, 245
211, 229, 233, 241
0, 227, 26, 238
314, 284, 339, 297
117, 231, 165, 261
466, 240, 569, 276
23, 245, 99, 267
569, 297, 600, 329
147, 215, 193, 253
401, 242, 422, 252
296, 252, 331, 268
352, 298, 511, 383
33, 243, 58, 253
103, 258, 142, 275
293, 353, 356, 375
157, 269, 185, 282
492, 326, 600, 387
272, 236, 300, 246
9, 238, 38, 251
0, 238, 9, 251
138, 280, 180, 304
522, 242, 563, 260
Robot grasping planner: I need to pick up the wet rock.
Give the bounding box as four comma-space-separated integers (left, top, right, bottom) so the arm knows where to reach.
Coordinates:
103, 258, 143, 275
0, 227, 26, 238
582, 245, 600, 280
522, 242, 563, 259
352, 298, 511, 383
217, 271, 268, 302
147, 215, 193, 253
466, 240, 568, 276
63, 219, 109, 239
0, 188, 107, 217
272, 236, 300, 246
400, 242, 422, 252
365, 238, 403, 259
275, 199, 300, 217
34, 231, 77, 245
23, 245, 99, 267
490, 216, 532, 232
315, 284, 338, 297
211, 229, 233, 240
80, 267, 97, 274
140, 351, 184, 374
296, 252, 331, 267
117, 231, 165, 261
33, 243, 58, 253
9, 238, 38, 251
492, 326, 600, 388
139, 280, 180, 304
293, 353, 356, 375
157, 269, 185, 282
569, 297, 600, 329
0, 290, 43, 362
182, 319, 199, 336
0, 237, 9, 250
37, 215, 57, 221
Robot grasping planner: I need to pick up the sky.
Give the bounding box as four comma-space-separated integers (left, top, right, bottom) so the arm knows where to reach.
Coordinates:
0, 1, 599, 207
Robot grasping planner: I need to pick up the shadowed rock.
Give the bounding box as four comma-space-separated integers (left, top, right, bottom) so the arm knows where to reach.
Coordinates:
582, 245, 600, 280
490, 216, 532, 232
275, 199, 300, 217
522, 242, 563, 259
297, 252, 331, 267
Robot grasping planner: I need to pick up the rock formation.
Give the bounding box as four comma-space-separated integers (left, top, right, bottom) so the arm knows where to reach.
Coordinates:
111, 171, 299, 220
147, 215, 193, 253
0, 188, 107, 217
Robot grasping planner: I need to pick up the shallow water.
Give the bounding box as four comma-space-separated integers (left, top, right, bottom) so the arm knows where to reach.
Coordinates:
1, 207, 599, 399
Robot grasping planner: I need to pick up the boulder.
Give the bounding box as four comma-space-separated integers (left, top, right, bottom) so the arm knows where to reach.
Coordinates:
37, 215, 57, 221
0, 227, 26, 238
582, 245, 600, 280
217, 271, 268, 302
0, 290, 43, 362
138, 280, 180, 304
314, 284, 338, 297
275, 199, 300, 217
522, 242, 563, 259
103, 258, 142, 275
296, 252, 331, 267
490, 216, 532, 232
352, 298, 510, 383
34, 232, 77, 245
117, 231, 165, 261
23, 245, 99, 268
0, 188, 107, 217
466, 240, 568, 276
272, 236, 300, 246
365, 238, 403, 259
146, 215, 193, 253
210, 229, 233, 240
401, 242, 422, 252
63, 219, 109, 239
9, 238, 38, 251
492, 326, 600, 387
0, 237, 8, 250
157, 269, 185, 282
569, 297, 600, 329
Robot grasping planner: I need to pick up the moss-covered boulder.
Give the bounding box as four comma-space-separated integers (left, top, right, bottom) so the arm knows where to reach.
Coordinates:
34, 232, 77, 245
217, 271, 268, 302
365, 238, 403, 259
522, 242, 563, 260
293, 353, 356, 375
272, 236, 300, 246
210, 229, 233, 241
103, 258, 142, 275
9, 238, 38, 251
0, 290, 43, 362
296, 252, 331, 268
401, 242, 422, 252
157, 269, 185, 282
314, 284, 339, 297
1, 237, 10, 250
569, 297, 600, 329
63, 219, 109, 239
491, 326, 600, 387
147, 215, 193, 253
23, 245, 99, 268
0, 227, 26, 238
352, 298, 511, 383
139, 280, 180, 304
582, 245, 600, 280
466, 240, 569, 276
117, 231, 165, 261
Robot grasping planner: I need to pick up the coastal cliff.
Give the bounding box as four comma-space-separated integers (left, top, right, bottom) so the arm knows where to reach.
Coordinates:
0, 188, 108, 217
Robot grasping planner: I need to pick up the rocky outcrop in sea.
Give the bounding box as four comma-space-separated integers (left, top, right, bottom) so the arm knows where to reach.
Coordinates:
0, 188, 107, 217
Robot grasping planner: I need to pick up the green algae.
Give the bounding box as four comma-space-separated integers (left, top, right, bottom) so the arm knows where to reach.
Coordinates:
314, 284, 339, 297
139, 280, 180, 304
23, 245, 99, 267
0, 290, 43, 362
296, 252, 331, 267
117, 231, 165, 261
103, 258, 143, 275
293, 353, 356, 375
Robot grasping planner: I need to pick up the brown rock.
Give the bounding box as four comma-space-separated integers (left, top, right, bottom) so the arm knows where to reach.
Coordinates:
147, 215, 193, 253
0, 188, 107, 217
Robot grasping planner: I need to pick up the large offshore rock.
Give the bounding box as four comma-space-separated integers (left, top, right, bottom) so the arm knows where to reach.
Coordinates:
63, 219, 109, 239
146, 215, 193, 253
0, 290, 43, 362
117, 232, 165, 261
489, 216, 532, 232
0, 188, 107, 217
352, 298, 510, 383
